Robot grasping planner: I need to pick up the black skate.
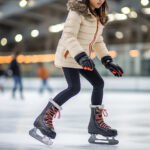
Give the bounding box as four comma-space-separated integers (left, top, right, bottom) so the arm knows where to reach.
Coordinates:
88, 105, 119, 145
29, 98, 62, 145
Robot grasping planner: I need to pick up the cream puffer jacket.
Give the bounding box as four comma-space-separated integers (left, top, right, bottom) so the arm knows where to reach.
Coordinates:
54, 0, 109, 69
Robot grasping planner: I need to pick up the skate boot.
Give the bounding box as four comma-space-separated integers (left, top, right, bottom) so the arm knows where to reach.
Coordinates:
88, 104, 119, 145
29, 98, 62, 145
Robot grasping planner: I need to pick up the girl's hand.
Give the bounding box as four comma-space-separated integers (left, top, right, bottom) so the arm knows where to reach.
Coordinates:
101, 55, 124, 77
105, 62, 123, 77
75, 52, 95, 71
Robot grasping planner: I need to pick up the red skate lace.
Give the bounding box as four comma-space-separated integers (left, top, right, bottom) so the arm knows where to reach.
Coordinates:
44, 106, 61, 129
96, 109, 111, 129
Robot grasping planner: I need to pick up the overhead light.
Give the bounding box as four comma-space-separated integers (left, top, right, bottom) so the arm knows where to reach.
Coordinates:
115, 31, 124, 39
49, 23, 64, 33
31, 29, 39, 38
0, 54, 55, 64
108, 14, 115, 22
108, 13, 127, 22
129, 50, 140, 57
142, 7, 150, 14
141, 25, 148, 32
19, 0, 28, 8
0, 38, 7, 46
128, 11, 138, 18
147, 49, 150, 53
28, 0, 35, 7
114, 13, 128, 20
15, 34, 23, 43
121, 7, 131, 14
109, 50, 117, 58
141, 0, 149, 6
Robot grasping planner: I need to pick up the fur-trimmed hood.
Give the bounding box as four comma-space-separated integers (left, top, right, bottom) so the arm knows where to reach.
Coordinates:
67, 0, 92, 18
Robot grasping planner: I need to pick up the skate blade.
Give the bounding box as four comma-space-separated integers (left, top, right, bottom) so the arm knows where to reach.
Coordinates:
88, 134, 119, 145
29, 128, 53, 145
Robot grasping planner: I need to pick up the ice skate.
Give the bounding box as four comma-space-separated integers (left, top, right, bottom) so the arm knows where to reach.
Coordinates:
29, 127, 53, 145
88, 105, 119, 145
29, 98, 62, 145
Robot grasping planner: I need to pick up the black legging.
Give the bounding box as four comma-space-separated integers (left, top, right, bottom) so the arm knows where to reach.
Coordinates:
53, 67, 104, 106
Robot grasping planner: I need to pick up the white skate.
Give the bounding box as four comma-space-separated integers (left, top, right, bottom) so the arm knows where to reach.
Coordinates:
88, 134, 119, 145
29, 127, 53, 145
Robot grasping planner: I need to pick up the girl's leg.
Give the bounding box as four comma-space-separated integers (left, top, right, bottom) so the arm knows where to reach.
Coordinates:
53, 67, 81, 106
80, 69, 118, 143
30, 67, 81, 143
79, 68, 104, 105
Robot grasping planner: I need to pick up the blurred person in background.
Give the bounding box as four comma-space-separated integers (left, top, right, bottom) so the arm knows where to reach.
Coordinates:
37, 63, 52, 94
0, 64, 8, 93
9, 51, 24, 100
29, 0, 123, 145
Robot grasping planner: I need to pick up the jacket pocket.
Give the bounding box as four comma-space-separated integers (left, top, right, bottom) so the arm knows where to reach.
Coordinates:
64, 50, 69, 59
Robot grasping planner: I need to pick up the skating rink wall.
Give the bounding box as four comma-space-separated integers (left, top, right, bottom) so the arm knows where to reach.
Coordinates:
3, 77, 150, 91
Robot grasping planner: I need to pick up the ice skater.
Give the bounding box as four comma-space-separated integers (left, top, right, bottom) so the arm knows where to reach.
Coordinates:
29, 0, 123, 145
9, 51, 24, 100
37, 63, 52, 94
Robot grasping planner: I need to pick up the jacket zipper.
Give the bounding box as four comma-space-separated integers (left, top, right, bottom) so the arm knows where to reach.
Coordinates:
89, 18, 99, 57
64, 18, 99, 59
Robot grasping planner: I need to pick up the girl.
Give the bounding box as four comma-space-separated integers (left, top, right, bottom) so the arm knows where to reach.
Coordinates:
29, 0, 123, 145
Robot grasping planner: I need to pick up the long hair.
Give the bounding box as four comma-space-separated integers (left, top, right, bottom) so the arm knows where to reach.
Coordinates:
80, 0, 109, 25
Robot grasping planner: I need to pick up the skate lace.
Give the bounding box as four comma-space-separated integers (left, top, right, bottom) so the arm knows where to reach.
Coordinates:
44, 106, 61, 129
96, 109, 111, 129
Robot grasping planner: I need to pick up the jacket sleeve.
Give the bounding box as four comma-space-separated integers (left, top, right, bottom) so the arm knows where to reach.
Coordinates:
93, 35, 110, 59
62, 10, 84, 58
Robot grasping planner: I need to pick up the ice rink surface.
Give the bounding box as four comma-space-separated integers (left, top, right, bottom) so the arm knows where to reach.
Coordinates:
0, 90, 150, 150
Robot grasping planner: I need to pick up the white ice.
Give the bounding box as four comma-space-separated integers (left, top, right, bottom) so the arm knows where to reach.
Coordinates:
0, 88, 150, 150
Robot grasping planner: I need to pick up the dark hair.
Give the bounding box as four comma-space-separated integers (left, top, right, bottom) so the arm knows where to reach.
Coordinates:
83, 0, 109, 25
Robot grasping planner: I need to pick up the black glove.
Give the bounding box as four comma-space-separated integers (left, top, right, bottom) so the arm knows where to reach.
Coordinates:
74, 52, 95, 71
101, 55, 123, 77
